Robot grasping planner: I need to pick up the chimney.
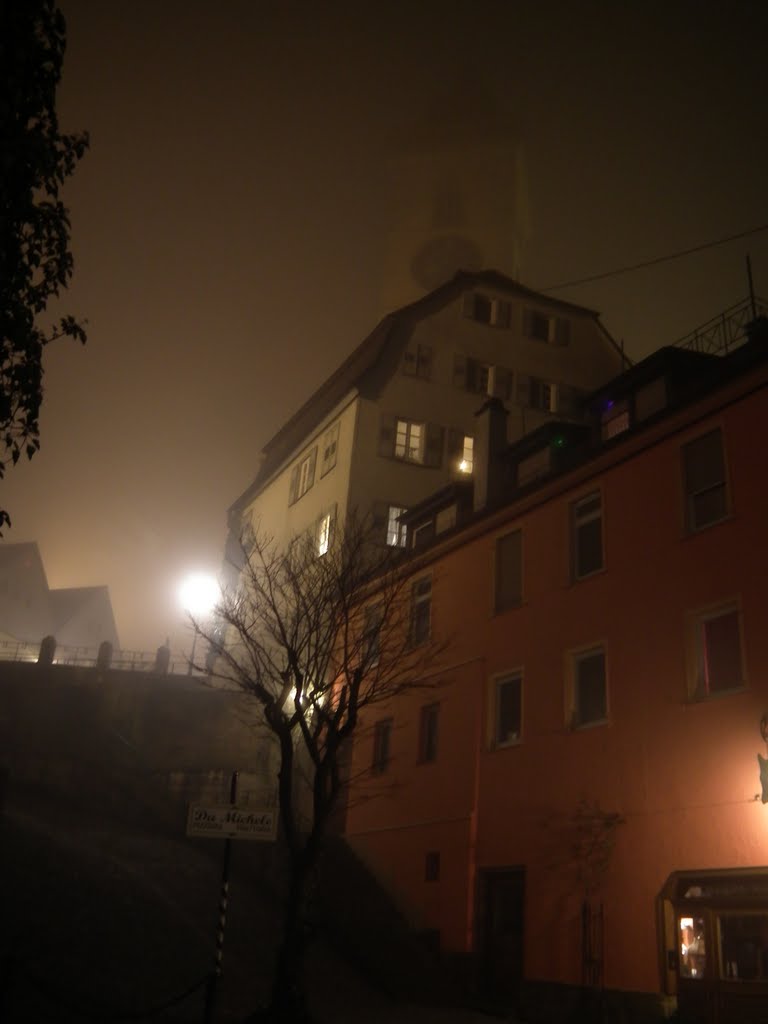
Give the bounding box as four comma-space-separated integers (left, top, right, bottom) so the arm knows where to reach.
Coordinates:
473, 396, 509, 512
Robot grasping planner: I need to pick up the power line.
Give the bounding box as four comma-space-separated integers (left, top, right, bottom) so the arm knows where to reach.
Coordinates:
541, 223, 768, 292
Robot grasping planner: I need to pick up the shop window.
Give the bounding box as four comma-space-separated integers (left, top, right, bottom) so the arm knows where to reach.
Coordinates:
682, 428, 728, 531
679, 915, 706, 979
719, 912, 768, 981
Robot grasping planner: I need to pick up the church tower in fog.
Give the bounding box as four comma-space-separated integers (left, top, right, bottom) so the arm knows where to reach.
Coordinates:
379, 76, 529, 314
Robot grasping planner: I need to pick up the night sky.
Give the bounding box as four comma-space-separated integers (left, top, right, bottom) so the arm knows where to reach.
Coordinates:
3, 0, 767, 655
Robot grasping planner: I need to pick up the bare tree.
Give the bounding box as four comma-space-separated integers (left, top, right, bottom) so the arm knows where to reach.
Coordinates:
199, 514, 446, 1022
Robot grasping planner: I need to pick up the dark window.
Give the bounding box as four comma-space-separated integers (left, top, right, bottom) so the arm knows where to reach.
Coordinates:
425, 851, 441, 882
472, 294, 493, 323
573, 649, 607, 727
410, 577, 431, 646
495, 530, 522, 612
572, 493, 603, 579
683, 429, 728, 531
372, 718, 393, 773
529, 311, 551, 341
495, 674, 522, 747
403, 344, 433, 379
320, 423, 340, 477
419, 703, 440, 762
412, 520, 436, 550
363, 605, 382, 668
695, 606, 743, 697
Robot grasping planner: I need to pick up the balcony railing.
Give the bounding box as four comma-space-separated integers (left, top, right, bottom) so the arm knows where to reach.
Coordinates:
676, 296, 767, 356
0, 638, 190, 675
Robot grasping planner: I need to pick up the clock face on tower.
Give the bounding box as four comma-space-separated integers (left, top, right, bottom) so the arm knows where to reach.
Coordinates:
410, 234, 484, 291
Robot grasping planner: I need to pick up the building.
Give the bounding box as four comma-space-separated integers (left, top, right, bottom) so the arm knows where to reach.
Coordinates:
343, 317, 768, 1022
224, 270, 626, 591
0, 542, 120, 652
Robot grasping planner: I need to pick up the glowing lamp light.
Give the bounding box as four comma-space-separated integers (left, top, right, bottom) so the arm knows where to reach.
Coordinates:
458, 459, 471, 473
178, 572, 219, 618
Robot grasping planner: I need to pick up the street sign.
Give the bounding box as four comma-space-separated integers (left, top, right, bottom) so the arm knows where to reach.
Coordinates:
186, 804, 277, 841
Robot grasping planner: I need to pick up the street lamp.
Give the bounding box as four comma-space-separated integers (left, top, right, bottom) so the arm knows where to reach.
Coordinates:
178, 572, 219, 675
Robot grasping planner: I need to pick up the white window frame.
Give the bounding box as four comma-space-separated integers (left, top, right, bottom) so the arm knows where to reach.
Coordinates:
297, 451, 315, 499
459, 435, 474, 474
690, 601, 745, 700
320, 423, 340, 478
395, 419, 424, 463
317, 512, 333, 556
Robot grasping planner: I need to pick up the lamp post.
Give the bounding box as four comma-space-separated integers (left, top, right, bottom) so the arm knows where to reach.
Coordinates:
178, 572, 219, 676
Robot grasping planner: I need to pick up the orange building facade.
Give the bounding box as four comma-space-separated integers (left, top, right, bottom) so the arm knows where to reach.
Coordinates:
344, 332, 768, 1021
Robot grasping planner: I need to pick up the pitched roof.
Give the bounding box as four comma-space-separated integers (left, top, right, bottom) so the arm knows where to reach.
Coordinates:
230, 270, 618, 516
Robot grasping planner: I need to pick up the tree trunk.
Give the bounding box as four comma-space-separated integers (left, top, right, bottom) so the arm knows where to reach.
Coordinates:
268, 860, 313, 1023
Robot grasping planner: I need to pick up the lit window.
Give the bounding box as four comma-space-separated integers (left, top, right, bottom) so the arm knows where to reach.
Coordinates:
418, 703, 439, 763
494, 530, 522, 613
386, 506, 408, 548
682, 429, 728, 531
459, 436, 473, 473
317, 511, 333, 556
320, 423, 340, 478
679, 916, 706, 979
572, 493, 603, 580
395, 420, 424, 463
494, 673, 522, 747
410, 576, 431, 646
372, 718, 393, 774
692, 604, 744, 699
571, 648, 607, 728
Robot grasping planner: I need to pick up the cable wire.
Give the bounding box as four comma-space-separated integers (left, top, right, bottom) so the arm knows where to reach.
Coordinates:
541, 223, 768, 292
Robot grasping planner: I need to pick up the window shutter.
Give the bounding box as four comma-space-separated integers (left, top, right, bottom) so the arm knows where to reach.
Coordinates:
307, 446, 317, 489
378, 414, 396, 458
424, 423, 445, 468
516, 373, 531, 406
452, 353, 467, 389
555, 317, 571, 345
288, 464, 299, 505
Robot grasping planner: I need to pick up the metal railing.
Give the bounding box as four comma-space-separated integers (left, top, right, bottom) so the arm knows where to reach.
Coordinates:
676, 295, 767, 356
0, 638, 189, 674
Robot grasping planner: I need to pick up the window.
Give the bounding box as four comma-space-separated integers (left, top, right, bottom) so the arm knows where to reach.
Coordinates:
600, 400, 630, 441
402, 344, 432, 379
410, 576, 432, 646
524, 309, 570, 345
425, 851, 441, 882
288, 447, 318, 504
418, 703, 439, 762
464, 292, 511, 327
517, 447, 551, 487
529, 377, 558, 413
493, 673, 522, 748
395, 419, 424, 463
683, 429, 728, 531
316, 507, 335, 556
572, 493, 603, 579
572, 648, 607, 727
466, 359, 492, 394
458, 436, 473, 474
386, 506, 408, 548
320, 423, 340, 478
435, 505, 456, 534
372, 718, 393, 774
494, 530, 522, 612
692, 604, 744, 698
719, 912, 768, 981
363, 605, 382, 668
679, 916, 706, 979
412, 520, 435, 550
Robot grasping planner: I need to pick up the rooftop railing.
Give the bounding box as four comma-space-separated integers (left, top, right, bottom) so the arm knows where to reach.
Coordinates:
676, 295, 767, 356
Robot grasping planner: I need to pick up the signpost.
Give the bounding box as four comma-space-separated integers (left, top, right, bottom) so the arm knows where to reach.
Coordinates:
188, 771, 277, 1023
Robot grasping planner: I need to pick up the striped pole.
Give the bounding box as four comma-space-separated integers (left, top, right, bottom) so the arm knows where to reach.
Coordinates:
204, 769, 238, 1024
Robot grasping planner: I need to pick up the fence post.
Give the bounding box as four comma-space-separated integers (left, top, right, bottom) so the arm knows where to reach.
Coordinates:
37, 635, 56, 665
